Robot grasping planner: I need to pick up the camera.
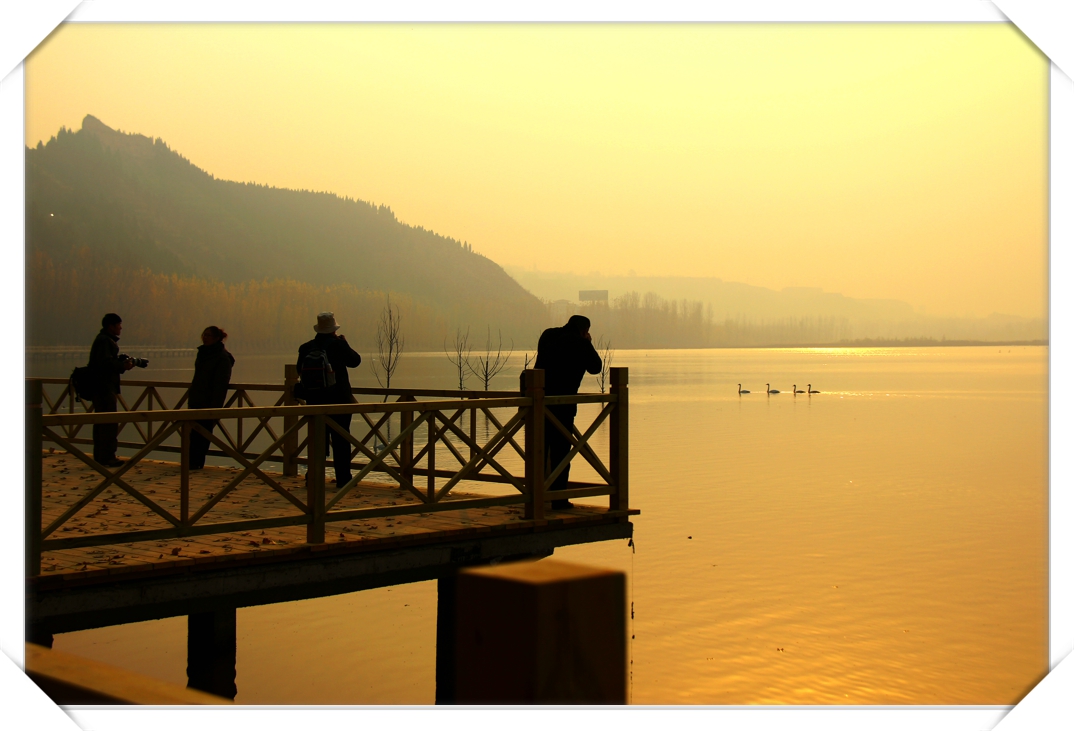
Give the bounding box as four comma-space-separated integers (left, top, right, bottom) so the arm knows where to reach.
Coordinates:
121, 354, 150, 368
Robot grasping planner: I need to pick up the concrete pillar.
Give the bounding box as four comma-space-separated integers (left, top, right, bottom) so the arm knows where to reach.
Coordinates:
453, 559, 627, 704
435, 574, 458, 704
187, 608, 237, 700
27, 622, 53, 649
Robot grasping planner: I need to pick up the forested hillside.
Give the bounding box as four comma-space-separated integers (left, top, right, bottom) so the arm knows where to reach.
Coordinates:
26, 115, 547, 348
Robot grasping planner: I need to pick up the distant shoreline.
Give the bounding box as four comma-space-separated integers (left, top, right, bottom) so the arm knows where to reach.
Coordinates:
734, 338, 1049, 350
26, 339, 1048, 359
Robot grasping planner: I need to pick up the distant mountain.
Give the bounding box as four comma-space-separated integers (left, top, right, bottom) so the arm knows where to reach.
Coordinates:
506, 268, 1047, 342
506, 268, 916, 321
26, 115, 546, 341
24, 116, 1045, 351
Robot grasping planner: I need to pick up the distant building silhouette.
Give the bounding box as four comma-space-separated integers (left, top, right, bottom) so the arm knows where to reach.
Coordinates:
579, 290, 609, 304
549, 299, 573, 323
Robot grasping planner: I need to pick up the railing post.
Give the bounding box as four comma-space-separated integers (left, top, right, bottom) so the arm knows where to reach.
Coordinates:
523, 369, 545, 521
180, 421, 191, 526
235, 391, 243, 454
400, 395, 415, 490
283, 364, 299, 476
469, 394, 477, 462
146, 386, 153, 441
609, 368, 629, 512
427, 413, 437, 501
307, 414, 326, 544
26, 379, 43, 577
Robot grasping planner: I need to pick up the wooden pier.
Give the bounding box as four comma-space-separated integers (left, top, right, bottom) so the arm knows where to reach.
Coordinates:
25, 367, 635, 701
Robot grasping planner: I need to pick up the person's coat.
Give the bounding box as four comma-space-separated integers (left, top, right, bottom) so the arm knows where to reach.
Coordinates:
296, 334, 362, 405
189, 341, 235, 410
534, 324, 603, 416
88, 328, 125, 396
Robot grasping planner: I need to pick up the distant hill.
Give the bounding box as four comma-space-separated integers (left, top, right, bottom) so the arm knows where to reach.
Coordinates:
26, 115, 547, 345
507, 268, 917, 321
507, 268, 1048, 343
24, 115, 1045, 352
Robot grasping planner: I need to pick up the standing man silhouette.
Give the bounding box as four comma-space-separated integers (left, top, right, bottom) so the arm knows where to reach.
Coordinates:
535, 314, 602, 509
297, 312, 362, 488
88, 313, 135, 467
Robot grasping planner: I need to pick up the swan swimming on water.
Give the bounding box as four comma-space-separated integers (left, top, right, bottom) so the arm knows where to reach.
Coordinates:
738, 384, 750, 394
793, 384, 805, 394
807, 384, 820, 394
766, 383, 780, 394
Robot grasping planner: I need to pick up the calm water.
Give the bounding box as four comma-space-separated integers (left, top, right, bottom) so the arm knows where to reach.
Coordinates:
32, 346, 1049, 704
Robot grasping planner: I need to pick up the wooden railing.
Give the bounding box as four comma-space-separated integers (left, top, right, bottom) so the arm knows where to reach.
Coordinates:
25, 368, 629, 575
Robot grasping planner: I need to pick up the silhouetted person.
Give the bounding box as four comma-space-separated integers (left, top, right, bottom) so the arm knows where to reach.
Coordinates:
188, 326, 235, 470
88, 313, 134, 467
535, 314, 602, 509
297, 312, 362, 488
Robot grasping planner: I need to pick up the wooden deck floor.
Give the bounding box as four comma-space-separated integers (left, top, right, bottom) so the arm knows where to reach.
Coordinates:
38, 450, 615, 584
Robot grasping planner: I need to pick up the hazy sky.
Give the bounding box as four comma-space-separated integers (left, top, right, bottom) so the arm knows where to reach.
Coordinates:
25, 23, 1048, 318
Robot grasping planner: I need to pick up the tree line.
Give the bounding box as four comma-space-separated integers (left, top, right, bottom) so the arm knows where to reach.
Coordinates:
573, 292, 854, 349
571, 291, 1046, 348
29, 251, 1044, 353
26, 251, 535, 352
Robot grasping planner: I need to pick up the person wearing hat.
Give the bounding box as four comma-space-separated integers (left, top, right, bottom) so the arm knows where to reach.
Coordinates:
297, 312, 363, 488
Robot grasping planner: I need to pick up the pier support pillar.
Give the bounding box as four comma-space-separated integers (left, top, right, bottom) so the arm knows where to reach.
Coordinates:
435, 573, 458, 704
453, 559, 626, 704
187, 608, 237, 700
27, 622, 53, 649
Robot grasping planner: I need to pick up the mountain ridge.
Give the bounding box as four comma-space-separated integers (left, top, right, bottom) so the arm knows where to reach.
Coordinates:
507, 269, 917, 322
26, 115, 546, 342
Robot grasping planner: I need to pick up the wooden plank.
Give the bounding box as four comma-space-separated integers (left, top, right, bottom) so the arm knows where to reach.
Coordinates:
35, 453, 633, 581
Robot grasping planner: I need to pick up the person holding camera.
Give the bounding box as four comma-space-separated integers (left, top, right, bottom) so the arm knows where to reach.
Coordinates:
187, 326, 235, 469
88, 313, 138, 467
535, 314, 602, 510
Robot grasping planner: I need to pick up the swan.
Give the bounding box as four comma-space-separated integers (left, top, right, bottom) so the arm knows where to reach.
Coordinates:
807, 384, 820, 394
738, 384, 750, 394
766, 383, 780, 394
793, 384, 805, 394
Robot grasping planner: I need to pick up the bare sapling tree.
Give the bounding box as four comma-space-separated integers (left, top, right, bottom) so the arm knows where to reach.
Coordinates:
468, 326, 513, 391
371, 295, 404, 399
445, 326, 473, 391
594, 335, 614, 394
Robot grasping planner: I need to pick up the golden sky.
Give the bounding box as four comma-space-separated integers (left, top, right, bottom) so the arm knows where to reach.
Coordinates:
25, 23, 1048, 318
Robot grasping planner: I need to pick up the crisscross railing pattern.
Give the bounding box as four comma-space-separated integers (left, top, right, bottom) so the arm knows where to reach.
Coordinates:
25, 368, 629, 576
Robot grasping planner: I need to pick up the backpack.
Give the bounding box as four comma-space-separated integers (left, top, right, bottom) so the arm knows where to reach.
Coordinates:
300, 348, 336, 392
70, 365, 97, 401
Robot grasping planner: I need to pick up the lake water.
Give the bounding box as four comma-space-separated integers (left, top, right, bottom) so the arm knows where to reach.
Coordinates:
30, 345, 1049, 705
